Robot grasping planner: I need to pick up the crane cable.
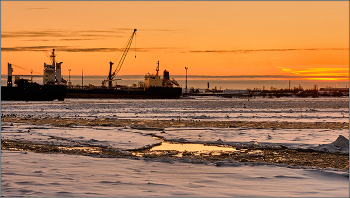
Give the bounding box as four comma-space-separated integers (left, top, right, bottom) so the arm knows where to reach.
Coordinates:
113, 34, 134, 75
112, 31, 136, 76
110, 31, 135, 63
106, 30, 136, 81
106, 38, 129, 81
12, 64, 42, 75
110, 37, 129, 63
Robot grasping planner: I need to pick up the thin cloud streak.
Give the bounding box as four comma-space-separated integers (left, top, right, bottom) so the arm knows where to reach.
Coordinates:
26, 8, 50, 10
1, 46, 172, 52
3, 46, 346, 54
1, 30, 125, 39
1, 30, 65, 38
172, 75, 349, 79
59, 38, 97, 41
1, 28, 184, 39
189, 48, 349, 54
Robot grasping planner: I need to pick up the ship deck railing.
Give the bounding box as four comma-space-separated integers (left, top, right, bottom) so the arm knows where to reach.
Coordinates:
67, 85, 144, 91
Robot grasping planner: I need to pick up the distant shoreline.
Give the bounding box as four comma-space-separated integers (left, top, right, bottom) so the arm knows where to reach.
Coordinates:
1, 74, 349, 90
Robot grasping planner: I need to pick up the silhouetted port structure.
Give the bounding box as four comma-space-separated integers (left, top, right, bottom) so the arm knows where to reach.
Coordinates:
183, 85, 349, 98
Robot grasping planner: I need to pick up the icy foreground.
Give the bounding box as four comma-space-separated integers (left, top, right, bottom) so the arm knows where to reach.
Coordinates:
1, 122, 349, 151
1, 150, 349, 197
1, 97, 349, 197
1, 122, 349, 197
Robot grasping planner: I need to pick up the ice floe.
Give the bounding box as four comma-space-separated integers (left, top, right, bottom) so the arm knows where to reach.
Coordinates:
314, 135, 349, 153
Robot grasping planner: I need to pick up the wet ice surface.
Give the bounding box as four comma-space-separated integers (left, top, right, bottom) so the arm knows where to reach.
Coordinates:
1, 97, 349, 123
1, 150, 349, 197
153, 127, 349, 150
1, 122, 348, 151
1, 123, 160, 150
1, 97, 349, 197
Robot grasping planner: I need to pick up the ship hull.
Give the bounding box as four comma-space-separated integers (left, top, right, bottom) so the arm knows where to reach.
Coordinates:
66, 87, 182, 99
1, 85, 66, 101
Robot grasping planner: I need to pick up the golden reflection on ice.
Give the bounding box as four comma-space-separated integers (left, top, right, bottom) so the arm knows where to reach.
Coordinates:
150, 141, 236, 152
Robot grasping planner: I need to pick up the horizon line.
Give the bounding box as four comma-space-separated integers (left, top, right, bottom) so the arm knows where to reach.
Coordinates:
1, 74, 349, 80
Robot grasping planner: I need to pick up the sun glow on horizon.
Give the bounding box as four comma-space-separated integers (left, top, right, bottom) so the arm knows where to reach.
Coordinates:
306, 77, 349, 81
277, 66, 349, 80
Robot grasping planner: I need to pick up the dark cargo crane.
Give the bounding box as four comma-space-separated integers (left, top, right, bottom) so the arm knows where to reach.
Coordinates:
104, 29, 137, 88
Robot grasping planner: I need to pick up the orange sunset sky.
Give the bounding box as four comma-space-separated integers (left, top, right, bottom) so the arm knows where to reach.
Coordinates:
1, 1, 349, 83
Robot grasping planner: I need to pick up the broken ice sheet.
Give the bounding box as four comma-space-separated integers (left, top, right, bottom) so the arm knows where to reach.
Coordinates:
1, 123, 160, 150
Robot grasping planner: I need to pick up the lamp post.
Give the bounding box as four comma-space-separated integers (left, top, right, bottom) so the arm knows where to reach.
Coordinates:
185, 67, 188, 94
82, 69, 84, 87
68, 69, 71, 86
31, 69, 33, 83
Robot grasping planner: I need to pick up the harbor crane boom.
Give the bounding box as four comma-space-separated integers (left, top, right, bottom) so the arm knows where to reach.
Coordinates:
106, 29, 137, 88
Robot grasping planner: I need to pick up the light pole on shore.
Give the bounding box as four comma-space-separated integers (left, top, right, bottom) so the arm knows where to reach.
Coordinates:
185, 67, 188, 94
68, 69, 71, 86
82, 69, 84, 87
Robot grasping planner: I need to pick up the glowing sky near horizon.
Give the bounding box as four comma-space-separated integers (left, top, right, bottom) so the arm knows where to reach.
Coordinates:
1, 1, 349, 83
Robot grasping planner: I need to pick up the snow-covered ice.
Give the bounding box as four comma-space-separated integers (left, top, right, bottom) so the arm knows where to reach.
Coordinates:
1, 150, 349, 197
1, 97, 349, 196
1, 123, 160, 150
1, 97, 348, 123
2, 122, 348, 151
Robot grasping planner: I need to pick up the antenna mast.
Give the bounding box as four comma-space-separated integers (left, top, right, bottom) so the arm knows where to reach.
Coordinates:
50, 49, 56, 67
156, 61, 159, 76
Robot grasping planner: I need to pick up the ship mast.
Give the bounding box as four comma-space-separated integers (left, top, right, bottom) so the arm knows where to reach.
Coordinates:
50, 49, 56, 67
156, 61, 159, 76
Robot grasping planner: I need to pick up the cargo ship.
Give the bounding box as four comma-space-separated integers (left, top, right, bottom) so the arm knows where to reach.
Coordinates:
1, 49, 66, 101
66, 61, 182, 99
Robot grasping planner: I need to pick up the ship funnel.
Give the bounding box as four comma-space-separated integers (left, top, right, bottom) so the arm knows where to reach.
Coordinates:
7, 63, 12, 87
163, 70, 169, 80
56, 62, 63, 84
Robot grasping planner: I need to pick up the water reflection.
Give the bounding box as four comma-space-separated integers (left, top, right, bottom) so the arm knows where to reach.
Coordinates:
150, 141, 236, 152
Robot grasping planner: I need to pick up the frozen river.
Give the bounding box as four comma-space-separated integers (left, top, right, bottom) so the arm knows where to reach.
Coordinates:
2, 150, 348, 197
1, 97, 349, 197
1, 97, 349, 123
